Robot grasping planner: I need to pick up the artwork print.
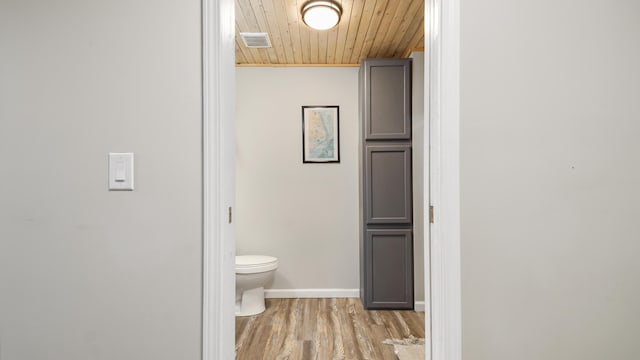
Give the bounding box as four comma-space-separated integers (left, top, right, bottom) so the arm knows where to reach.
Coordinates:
302, 106, 340, 163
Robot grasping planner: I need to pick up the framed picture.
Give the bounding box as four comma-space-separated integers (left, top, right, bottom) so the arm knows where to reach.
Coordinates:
302, 106, 340, 163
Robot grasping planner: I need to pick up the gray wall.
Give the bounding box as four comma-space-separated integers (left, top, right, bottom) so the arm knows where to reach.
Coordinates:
235, 67, 360, 291
0, 1, 203, 359
461, 0, 640, 359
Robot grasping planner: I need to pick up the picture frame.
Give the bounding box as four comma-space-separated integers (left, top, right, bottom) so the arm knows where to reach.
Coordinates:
302, 105, 340, 163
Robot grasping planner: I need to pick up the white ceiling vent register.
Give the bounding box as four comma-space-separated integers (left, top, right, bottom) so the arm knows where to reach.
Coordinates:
240, 32, 272, 48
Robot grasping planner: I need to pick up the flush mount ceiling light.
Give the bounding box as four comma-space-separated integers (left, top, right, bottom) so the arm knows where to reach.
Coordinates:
302, 1, 342, 31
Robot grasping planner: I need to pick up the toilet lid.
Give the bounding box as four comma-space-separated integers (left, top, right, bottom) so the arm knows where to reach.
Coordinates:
236, 255, 278, 274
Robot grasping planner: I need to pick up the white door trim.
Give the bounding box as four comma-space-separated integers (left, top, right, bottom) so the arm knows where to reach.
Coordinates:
427, 0, 462, 359
202, 0, 461, 359
202, 0, 236, 359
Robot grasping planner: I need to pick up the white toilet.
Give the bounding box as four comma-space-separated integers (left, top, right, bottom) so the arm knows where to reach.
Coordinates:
235, 255, 278, 317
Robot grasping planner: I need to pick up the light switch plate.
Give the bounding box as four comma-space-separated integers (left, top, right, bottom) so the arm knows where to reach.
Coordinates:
109, 152, 134, 190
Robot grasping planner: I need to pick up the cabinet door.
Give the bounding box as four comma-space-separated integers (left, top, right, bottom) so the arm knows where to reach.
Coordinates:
363, 59, 411, 140
365, 144, 412, 224
364, 229, 413, 309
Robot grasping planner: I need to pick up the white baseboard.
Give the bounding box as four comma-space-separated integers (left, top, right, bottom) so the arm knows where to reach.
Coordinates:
264, 288, 360, 299
265, 290, 427, 313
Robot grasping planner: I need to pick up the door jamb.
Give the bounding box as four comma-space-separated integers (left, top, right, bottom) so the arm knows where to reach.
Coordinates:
426, 0, 462, 359
202, 0, 236, 359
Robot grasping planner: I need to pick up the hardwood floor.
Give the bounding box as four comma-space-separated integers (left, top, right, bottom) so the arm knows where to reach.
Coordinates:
235, 298, 426, 360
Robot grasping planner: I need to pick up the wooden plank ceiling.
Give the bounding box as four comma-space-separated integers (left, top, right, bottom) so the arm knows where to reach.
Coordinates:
235, 0, 424, 66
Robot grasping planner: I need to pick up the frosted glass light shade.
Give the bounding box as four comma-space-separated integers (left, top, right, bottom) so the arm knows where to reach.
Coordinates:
302, 1, 342, 30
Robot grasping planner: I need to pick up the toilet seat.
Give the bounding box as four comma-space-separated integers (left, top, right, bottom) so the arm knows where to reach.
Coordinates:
235, 255, 278, 274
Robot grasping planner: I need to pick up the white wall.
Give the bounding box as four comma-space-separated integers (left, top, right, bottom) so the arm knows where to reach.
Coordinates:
236, 67, 359, 291
0, 1, 202, 359
461, 0, 640, 358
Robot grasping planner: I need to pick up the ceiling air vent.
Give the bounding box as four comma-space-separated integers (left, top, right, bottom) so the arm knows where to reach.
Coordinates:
239, 32, 272, 48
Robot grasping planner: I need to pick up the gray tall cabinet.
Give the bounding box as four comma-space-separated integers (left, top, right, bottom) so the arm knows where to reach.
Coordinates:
359, 58, 413, 309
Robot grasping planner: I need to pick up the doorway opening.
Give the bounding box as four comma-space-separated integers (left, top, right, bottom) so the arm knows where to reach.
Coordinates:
234, 58, 425, 358
201, 0, 461, 359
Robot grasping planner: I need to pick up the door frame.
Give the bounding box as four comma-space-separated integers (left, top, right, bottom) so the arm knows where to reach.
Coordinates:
202, 0, 236, 359
201, 0, 461, 359
425, 0, 462, 359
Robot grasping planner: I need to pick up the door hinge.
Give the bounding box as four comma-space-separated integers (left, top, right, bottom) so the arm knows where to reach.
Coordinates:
429, 205, 435, 224
228, 207, 232, 224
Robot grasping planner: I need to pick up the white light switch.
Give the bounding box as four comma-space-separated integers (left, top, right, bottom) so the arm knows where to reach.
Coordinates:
109, 153, 134, 190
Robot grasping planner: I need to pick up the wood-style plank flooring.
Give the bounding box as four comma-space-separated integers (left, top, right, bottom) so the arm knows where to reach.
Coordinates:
235, 298, 426, 360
